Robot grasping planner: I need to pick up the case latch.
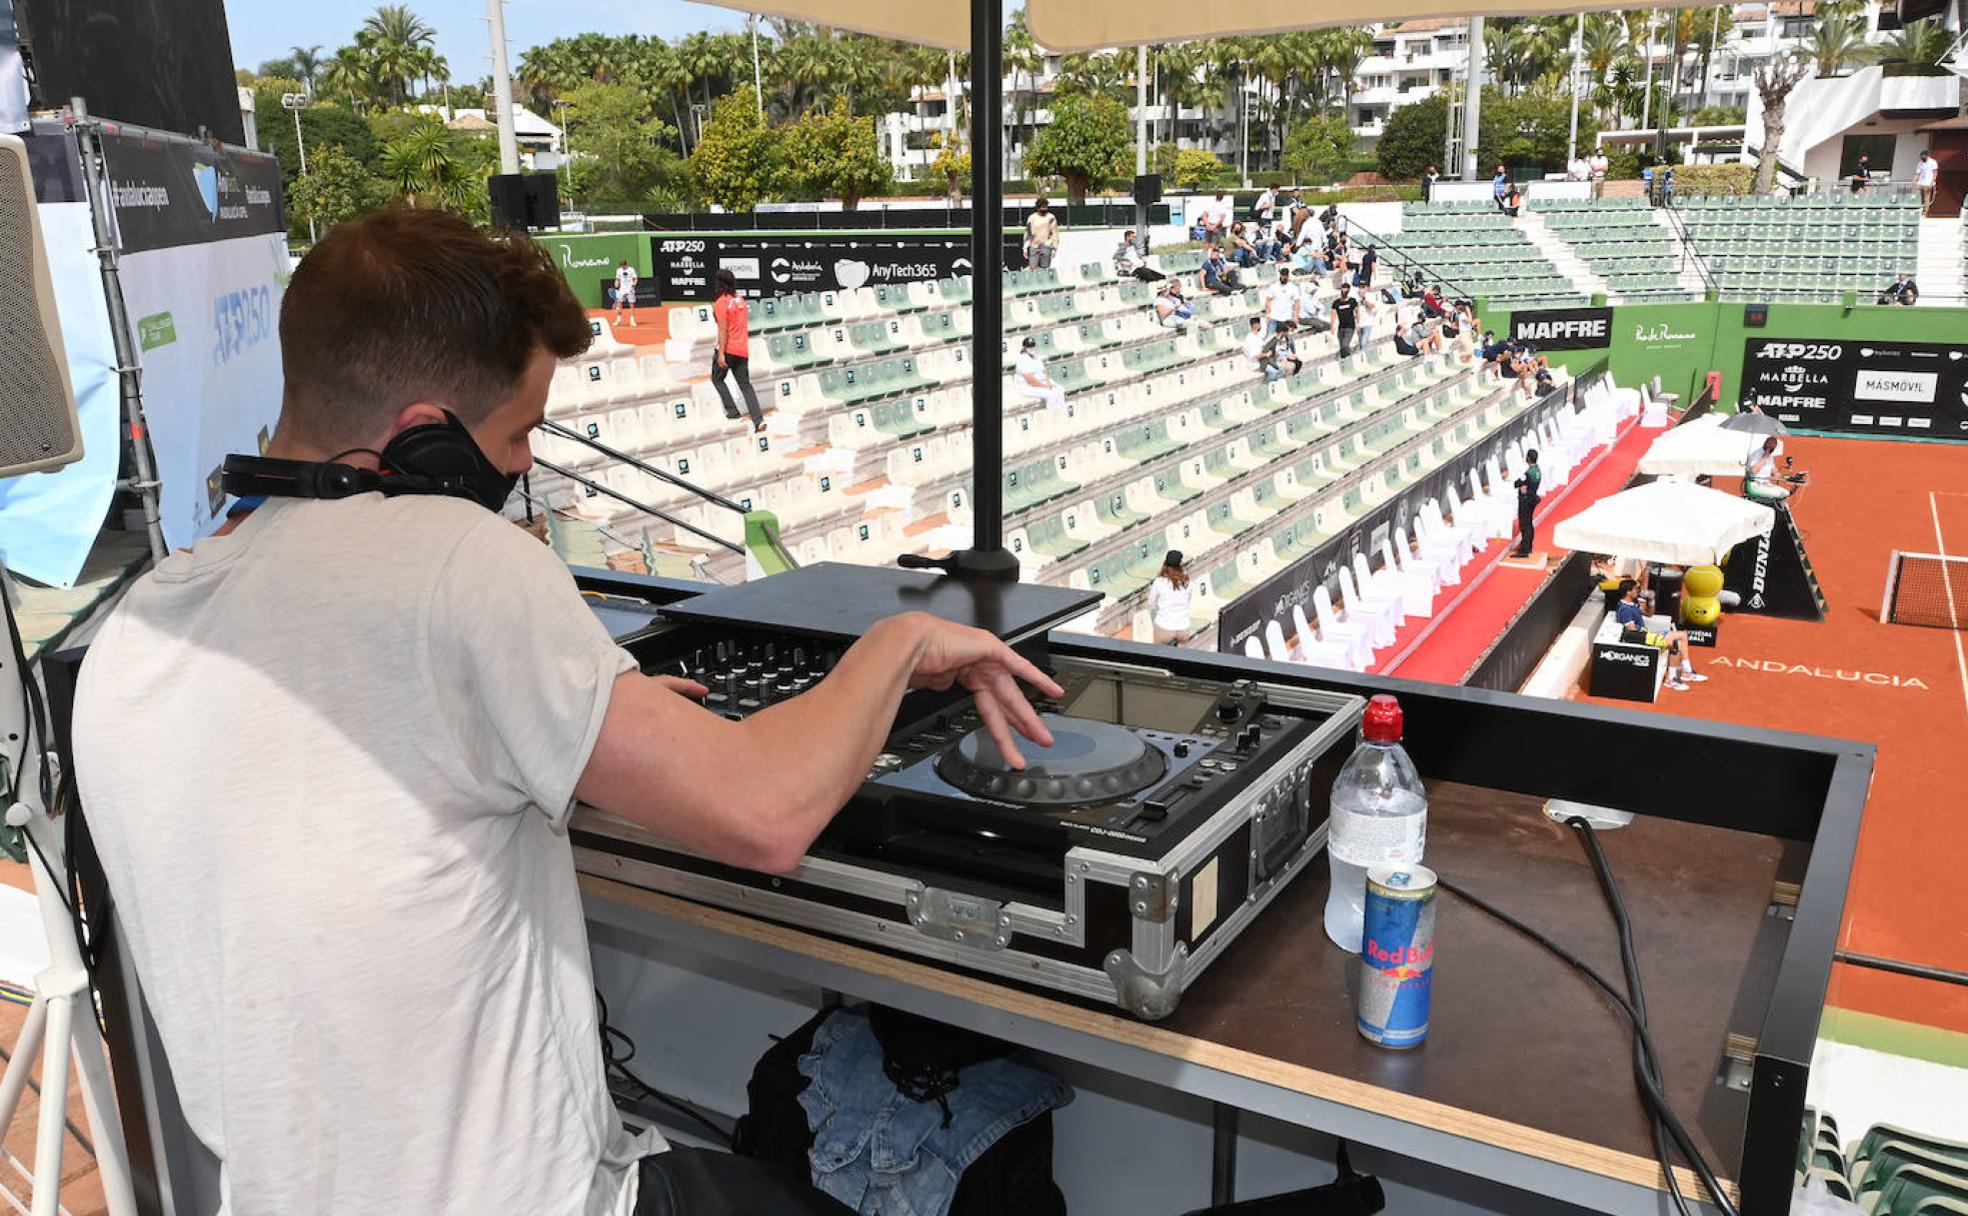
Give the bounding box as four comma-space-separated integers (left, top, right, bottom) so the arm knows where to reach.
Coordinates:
907, 887, 1013, 950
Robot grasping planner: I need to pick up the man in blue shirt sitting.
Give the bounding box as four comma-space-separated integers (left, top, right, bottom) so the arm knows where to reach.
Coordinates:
1616, 578, 1704, 692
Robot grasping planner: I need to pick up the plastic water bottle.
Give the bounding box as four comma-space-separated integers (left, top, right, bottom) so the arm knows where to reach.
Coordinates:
1324, 694, 1427, 952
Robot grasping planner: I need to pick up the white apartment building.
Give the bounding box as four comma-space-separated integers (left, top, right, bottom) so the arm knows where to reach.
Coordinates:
875, 1, 1948, 183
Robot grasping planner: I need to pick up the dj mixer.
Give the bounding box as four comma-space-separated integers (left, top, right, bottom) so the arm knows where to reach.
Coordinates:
572, 564, 1364, 1018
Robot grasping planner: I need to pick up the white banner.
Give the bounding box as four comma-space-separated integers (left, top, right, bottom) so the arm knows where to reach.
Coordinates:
0, 202, 121, 586
116, 233, 290, 547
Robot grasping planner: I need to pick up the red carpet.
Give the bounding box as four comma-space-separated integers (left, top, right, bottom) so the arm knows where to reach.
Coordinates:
1377, 416, 1652, 682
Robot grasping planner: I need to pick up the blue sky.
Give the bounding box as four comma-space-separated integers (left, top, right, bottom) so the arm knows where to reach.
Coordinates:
226, 0, 748, 82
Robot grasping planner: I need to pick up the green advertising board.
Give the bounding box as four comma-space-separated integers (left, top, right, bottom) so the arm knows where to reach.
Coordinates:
1484, 298, 1968, 439
540, 233, 652, 309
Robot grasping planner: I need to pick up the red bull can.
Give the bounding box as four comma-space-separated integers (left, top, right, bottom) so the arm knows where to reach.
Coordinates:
1356, 864, 1437, 1048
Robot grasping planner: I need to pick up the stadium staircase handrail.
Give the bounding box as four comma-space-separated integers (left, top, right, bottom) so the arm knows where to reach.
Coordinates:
533, 419, 802, 573
1657, 203, 1719, 298
1339, 216, 1485, 305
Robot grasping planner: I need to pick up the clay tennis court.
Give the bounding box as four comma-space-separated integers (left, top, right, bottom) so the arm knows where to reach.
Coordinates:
1576, 436, 1968, 1037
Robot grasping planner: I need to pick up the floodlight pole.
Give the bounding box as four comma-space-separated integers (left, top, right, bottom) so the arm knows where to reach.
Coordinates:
958, 0, 1018, 580
486, 0, 520, 174
1461, 17, 1483, 182
1566, 15, 1582, 167
1136, 43, 1149, 254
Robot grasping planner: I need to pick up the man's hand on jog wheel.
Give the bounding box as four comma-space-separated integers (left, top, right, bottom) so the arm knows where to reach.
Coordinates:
891, 612, 1063, 770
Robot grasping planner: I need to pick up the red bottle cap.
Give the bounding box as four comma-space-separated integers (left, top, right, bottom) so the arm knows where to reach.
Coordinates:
1362, 694, 1403, 743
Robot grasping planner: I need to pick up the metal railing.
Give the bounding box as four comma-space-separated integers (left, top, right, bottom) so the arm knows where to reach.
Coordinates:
531, 420, 749, 557
1656, 204, 1719, 297
1338, 215, 1487, 307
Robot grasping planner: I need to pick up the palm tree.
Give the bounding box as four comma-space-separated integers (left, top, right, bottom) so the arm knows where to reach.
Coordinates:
1879, 18, 1956, 71
1805, 16, 1868, 77
290, 45, 326, 100
323, 44, 378, 113
360, 4, 436, 104
1003, 13, 1042, 177
1321, 28, 1373, 122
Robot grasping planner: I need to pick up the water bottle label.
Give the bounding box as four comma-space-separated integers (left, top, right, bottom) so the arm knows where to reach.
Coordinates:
1328, 803, 1425, 867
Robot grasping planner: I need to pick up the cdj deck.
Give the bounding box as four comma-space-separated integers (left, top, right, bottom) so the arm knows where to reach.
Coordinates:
571, 564, 1364, 1018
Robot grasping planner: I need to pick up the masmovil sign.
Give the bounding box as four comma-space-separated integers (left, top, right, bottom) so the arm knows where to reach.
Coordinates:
544, 235, 649, 307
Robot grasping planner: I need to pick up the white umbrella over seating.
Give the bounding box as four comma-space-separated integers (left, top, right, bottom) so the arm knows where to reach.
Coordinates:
1552, 480, 1775, 567
1635, 416, 1760, 478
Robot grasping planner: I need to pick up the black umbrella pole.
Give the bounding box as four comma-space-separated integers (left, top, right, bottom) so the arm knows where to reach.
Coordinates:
955, 0, 1020, 582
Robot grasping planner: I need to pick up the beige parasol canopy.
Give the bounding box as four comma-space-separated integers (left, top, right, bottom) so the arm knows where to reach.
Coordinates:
703, 0, 1694, 53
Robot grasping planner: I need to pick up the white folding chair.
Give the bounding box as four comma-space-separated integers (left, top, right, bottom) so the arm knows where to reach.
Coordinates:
1264, 619, 1297, 663
1313, 585, 1377, 670
1243, 636, 1267, 660
1380, 538, 1437, 618
1291, 604, 1361, 671
1339, 559, 1403, 647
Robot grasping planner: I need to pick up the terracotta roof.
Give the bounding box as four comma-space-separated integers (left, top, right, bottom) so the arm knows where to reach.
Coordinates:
1384, 17, 1458, 31
446, 113, 496, 132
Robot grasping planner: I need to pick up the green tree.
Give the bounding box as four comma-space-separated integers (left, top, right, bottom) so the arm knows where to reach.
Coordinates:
927, 132, 969, 204
689, 87, 784, 212
1806, 16, 1870, 77
1686, 104, 1746, 126
360, 4, 437, 104
1281, 113, 1356, 185
288, 143, 387, 233
783, 97, 892, 210
1170, 148, 1227, 190
1023, 92, 1131, 204
1478, 87, 1596, 177
564, 81, 678, 204
1879, 18, 1956, 71
254, 95, 380, 221
1375, 90, 1448, 181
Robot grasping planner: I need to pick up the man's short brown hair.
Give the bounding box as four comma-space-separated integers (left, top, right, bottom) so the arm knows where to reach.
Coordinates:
277, 208, 592, 448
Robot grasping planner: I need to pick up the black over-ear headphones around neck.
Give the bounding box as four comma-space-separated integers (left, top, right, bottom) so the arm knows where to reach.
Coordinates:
220, 410, 519, 513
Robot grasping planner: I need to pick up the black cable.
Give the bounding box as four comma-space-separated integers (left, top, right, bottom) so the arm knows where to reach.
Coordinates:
594, 988, 735, 1149
1565, 818, 1738, 1216
1437, 858, 1740, 1216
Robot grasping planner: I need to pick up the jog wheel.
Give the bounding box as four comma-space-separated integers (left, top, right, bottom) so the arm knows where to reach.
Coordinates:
936, 713, 1168, 807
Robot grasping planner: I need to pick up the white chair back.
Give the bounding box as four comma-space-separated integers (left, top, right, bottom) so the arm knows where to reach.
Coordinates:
1313, 584, 1343, 630
1382, 539, 1408, 577
1264, 619, 1293, 662
1395, 525, 1416, 558
1243, 636, 1265, 660
1351, 551, 1376, 591
1337, 564, 1363, 608
1292, 603, 1315, 647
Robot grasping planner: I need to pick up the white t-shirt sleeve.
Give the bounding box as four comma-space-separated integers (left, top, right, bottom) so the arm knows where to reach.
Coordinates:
427, 517, 639, 828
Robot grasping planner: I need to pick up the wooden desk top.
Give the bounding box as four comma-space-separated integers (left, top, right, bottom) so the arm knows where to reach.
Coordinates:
582, 781, 1795, 1203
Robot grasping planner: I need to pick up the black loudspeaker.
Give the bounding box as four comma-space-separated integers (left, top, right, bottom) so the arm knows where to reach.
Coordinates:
488, 171, 561, 232
1133, 173, 1162, 206
0, 133, 84, 477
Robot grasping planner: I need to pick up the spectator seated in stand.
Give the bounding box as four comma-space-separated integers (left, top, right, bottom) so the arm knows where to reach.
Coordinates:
1153, 279, 1192, 330
1201, 246, 1242, 295
1419, 284, 1448, 318
1616, 578, 1705, 691
1113, 230, 1165, 282
1878, 272, 1920, 306
1228, 222, 1261, 268
1394, 314, 1444, 358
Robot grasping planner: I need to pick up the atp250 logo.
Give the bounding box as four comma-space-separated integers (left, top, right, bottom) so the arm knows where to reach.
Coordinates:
1756, 341, 1842, 361
211, 285, 274, 367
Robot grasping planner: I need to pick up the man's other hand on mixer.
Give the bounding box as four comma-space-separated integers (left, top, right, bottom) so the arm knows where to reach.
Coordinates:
580, 612, 1061, 874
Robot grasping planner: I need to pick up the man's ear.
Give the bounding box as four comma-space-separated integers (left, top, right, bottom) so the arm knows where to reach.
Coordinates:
386, 402, 449, 443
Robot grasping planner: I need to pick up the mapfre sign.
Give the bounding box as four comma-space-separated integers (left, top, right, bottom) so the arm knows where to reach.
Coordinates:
1509, 307, 1614, 351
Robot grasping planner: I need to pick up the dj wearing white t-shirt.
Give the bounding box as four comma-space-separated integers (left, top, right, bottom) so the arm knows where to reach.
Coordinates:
70, 209, 1058, 1216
